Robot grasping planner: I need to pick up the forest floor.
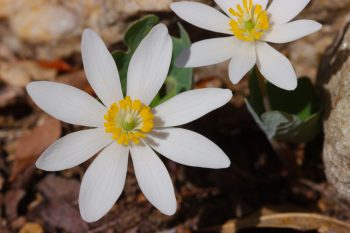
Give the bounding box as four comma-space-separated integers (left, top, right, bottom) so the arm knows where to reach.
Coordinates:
1, 1, 350, 232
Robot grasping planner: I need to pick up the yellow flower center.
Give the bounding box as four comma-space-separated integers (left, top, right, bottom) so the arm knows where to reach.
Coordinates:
229, 0, 269, 41
104, 96, 154, 146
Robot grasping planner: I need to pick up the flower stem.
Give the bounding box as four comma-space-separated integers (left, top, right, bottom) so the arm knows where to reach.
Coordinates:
254, 68, 299, 177
256, 70, 271, 112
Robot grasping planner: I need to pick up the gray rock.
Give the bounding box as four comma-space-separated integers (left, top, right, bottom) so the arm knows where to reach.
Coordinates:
318, 22, 350, 200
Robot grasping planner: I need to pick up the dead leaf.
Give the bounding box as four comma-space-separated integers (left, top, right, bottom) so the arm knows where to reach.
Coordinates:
27, 193, 44, 211
0, 86, 24, 108
221, 213, 350, 233
37, 60, 72, 72
19, 223, 44, 233
0, 61, 57, 87
57, 70, 94, 95
10, 114, 61, 181
36, 175, 89, 233
0, 62, 31, 87
195, 76, 223, 89
37, 174, 79, 203
5, 189, 26, 220
11, 216, 27, 230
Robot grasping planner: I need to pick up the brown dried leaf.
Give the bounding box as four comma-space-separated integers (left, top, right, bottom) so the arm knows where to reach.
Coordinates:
221, 213, 350, 233
37, 60, 72, 72
57, 71, 94, 95
36, 175, 88, 233
4, 189, 26, 219
10, 115, 61, 181
194, 76, 223, 89
11, 216, 27, 230
0, 86, 24, 108
19, 223, 44, 233
37, 174, 80, 202
0, 61, 57, 87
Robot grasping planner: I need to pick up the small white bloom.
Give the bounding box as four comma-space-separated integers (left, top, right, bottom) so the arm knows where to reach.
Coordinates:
171, 0, 322, 90
26, 24, 232, 222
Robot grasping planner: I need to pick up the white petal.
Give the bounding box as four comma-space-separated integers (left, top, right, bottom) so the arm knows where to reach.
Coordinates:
228, 40, 256, 84
127, 24, 172, 105
263, 20, 322, 44
82, 29, 123, 107
176, 37, 237, 68
170, 1, 232, 34
268, 0, 310, 25
253, 0, 268, 9
79, 143, 129, 222
36, 128, 112, 171
27, 81, 106, 127
146, 128, 231, 169
256, 42, 297, 90
153, 88, 232, 128
130, 142, 176, 215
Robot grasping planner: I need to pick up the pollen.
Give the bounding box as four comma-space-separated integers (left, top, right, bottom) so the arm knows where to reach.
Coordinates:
104, 96, 154, 146
228, 0, 269, 41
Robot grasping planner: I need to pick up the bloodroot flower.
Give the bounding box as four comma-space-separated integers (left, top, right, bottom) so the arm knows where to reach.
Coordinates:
171, 0, 322, 90
27, 24, 232, 222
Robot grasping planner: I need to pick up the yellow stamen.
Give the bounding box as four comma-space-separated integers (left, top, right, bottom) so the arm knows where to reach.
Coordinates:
104, 96, 154, 146
228, 1, 269, 41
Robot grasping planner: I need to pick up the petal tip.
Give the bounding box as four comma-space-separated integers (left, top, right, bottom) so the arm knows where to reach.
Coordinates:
315, 22, 323, 31
26, 82, 35, 95
222, 157, 231, 168
231, 79, 240, 85
228, 71, 245, 85
213, 154, 231, 169
79, 200, 102, 223
169, 2, 181, 12
160, 204, 177, 216
81, 28, 101, 50
223, 88, 233, 99
80, 211, 98, 223
26, 81, 41, 91
219, 88, 233, 105
284, 80, 298, 91
175, 48, 191, 68
26, 81, 47, 98
35, 159, 43, 170
287, 76, 298, 91
82, 28, 95, 38
35, 158, 52, 172
153, 23, 169, 34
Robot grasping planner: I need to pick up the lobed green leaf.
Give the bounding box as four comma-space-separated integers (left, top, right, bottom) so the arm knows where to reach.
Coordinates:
246, 74, 321, 143
111, 15, 193, 106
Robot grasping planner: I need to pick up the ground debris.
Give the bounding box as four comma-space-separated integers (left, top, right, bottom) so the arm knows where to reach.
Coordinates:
34, 175, 89, 233
8, 114, 61, 181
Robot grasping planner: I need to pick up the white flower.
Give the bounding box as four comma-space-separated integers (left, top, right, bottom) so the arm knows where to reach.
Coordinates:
170, 0, 322, 90
26, 24, 232, 222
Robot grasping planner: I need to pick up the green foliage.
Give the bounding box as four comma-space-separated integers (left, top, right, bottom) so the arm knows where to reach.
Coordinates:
112, 15, 193, 106
246, 72, 321, 143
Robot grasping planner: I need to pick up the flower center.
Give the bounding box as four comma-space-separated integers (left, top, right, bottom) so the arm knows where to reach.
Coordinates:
228, 0, 269, 41
104, 96, 154, 145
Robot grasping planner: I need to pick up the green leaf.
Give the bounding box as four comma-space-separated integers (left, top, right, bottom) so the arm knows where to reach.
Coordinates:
112, 15, 160, 95
266, 77, 319, 120
112, 16, 193, 106
246, 77, 321, 143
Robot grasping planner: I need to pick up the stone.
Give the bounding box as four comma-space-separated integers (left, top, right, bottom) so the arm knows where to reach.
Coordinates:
318, 21, 350, 200
10, 4, 78, 44
0, 61, 57, 87
0, 0, 173, 59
